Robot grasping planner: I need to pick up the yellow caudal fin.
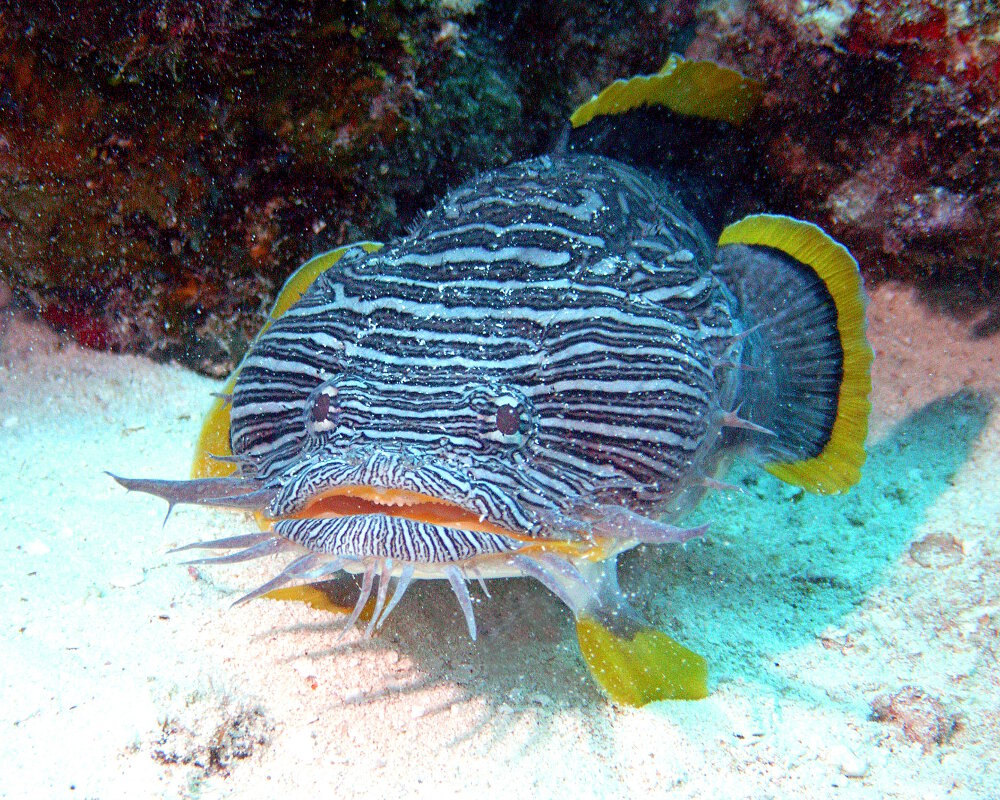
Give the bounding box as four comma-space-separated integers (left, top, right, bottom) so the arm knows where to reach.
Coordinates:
570, 53, 762, 129
716, 214, 872, 494
191, 242, 383, 479
576, 615, 708, 705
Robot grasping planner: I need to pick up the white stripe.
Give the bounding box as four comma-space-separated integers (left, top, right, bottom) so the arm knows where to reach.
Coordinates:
388, 246, 571, 269
527, 376, 708, 399
425, 220, 607, 249
542, 417, 690, 446
459, 189, 604, 222
641, 275, 713, 303
324, 282, 692, 332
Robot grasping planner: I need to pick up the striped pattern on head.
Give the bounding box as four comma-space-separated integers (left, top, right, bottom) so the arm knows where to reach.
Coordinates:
228, 155, 735, 559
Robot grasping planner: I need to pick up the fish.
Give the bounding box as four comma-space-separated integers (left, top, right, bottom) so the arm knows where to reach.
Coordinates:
113, 54, 873, 706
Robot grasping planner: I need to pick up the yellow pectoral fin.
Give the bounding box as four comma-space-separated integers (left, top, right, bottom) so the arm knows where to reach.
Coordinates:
191, 375, 238, 479
718, 214, 872, 494
264, 581, 377, 621
576, 615, 708, 705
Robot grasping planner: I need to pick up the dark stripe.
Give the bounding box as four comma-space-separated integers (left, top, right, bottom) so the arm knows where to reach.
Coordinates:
229, 154, 735, 557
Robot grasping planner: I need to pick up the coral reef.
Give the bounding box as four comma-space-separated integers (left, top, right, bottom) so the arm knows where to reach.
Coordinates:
687, 0, 1000, 315
1, 0, 997, 370
0, 1, 528, 372
0, 0, 677, 371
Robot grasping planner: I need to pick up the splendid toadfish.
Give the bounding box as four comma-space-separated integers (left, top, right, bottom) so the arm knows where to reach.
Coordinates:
114, 56, 872, 706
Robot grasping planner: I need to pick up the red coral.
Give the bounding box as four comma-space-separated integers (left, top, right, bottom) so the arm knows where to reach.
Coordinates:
687, 0, 999, 296
849, 0, 948, 51
847, 0, 1000, 102
825, 132, 985, 270
41, 303, 111, 350
849, 0, 950, 82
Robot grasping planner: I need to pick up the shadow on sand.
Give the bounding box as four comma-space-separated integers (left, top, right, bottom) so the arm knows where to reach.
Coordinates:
637, 389, 993, 688
235, 390, 990, 738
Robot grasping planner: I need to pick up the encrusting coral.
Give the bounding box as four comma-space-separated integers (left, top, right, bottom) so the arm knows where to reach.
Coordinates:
687, 0, 999, 325
2, 0, 997, 369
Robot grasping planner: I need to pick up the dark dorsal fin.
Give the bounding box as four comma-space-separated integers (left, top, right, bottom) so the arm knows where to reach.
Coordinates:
566, 55, 764, 235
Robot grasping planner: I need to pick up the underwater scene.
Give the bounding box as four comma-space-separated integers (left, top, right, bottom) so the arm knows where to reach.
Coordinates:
1, 1, 998, 798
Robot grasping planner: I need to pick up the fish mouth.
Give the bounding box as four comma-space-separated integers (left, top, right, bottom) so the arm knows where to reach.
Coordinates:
276, 485, 524, 540
110, 468, 705, 640
108, 461, 535, 555
109, 469, 536, 639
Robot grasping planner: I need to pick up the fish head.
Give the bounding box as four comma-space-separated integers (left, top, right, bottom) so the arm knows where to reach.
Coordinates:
224, 259, 714, 562
230, 302, 589, 553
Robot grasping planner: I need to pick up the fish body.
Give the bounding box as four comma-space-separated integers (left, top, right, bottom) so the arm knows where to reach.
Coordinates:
115, 57, 872, 705
239, 154, 732, 559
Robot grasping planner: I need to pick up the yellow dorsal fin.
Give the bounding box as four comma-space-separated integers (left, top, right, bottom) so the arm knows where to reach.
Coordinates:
719, 214, 872, 494
570, 54, 762, 129
190, 242, 384, 479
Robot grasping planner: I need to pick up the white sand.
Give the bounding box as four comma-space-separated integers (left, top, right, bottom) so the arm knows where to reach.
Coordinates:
1, 283, 998, 799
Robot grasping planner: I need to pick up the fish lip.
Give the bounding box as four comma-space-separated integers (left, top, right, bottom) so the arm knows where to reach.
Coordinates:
268, 483, 527, 539
264, 451, 533, 537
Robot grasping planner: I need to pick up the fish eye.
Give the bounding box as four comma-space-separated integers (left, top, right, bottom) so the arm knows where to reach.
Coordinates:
485, 392, 531, 445
311, 393, 331, 422
307, 387, 340, 433
495, 402, 522, 436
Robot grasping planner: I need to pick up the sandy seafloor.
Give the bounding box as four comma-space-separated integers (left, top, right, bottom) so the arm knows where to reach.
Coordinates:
1, 283, 998, 800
